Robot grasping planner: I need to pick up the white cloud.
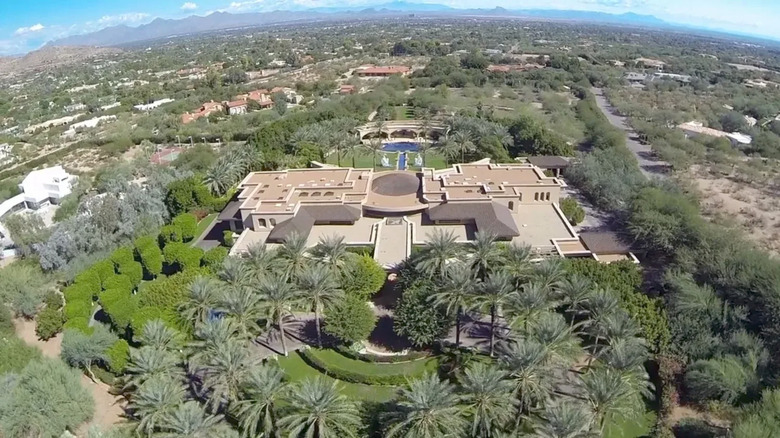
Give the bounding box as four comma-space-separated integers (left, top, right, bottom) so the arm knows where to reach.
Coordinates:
14, 23, 45, 36
181, 2, 198, 10
97, 12, 151, 26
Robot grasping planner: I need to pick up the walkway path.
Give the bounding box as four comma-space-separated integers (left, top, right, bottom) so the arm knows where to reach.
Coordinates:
591, 87, 669, 178
13, 318, 126, 434
374, 218, 410, 269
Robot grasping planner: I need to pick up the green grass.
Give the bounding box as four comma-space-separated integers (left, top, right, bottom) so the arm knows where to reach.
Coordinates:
603, 411, 656, 438
306, 348, 439, 377
393, 106, 415, 120
325, 149, 448, 170
276, 352, 399, 402
192, 213, 218, 243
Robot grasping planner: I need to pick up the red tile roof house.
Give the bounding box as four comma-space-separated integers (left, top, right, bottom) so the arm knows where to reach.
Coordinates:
235, 90, 274, 109
355, 65, 411, 77
339, 84, 356, 94
181, 101, 225, 124
225, 100, 248, 115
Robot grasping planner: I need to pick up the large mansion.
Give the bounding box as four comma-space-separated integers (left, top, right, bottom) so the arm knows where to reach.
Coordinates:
219, 162, 636, 268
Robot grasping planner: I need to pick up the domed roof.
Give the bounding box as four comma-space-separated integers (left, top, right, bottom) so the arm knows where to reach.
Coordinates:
370, 172, 420, 196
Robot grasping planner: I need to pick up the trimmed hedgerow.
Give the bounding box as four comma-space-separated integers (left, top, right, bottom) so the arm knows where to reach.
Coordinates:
299, 348, 438, 386
102, 274, 133, 294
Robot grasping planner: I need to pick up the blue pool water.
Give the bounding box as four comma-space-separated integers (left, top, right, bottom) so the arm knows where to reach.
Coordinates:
382, 142, 420, 152
398, 152, 407, 170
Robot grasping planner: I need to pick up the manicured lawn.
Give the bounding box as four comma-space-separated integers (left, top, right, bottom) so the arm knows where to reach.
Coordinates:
192, 213, 218, 243
604, 411, 656, 438
306, 348, 439, 377
325, 151, 395, 169
275, 352, 399, 402
393, 106, 415, 120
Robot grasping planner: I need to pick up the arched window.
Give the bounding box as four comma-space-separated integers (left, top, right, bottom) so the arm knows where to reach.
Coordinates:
311, 191, 322, 197
299, 192, 309, 197
258, 219, 267, 228
534, 193, 539, 201
508, 201, 514, 211
269, 219, 277, 226
324, 191, 334, 197
546, 192, 551, 201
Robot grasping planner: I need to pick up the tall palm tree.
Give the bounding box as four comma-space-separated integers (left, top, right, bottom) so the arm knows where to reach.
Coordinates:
245, 243, 280, 280
579, 367, 642, 434
219, 256, 253, 290
438, 136, 460, 165
467, 231, 501, 281
296, 264, 344, 347
497, 339, 555, 414
473, 270, 517, 357
123, 347, 182, 391
159, 401, 225, 438
532, 401, 595, 438
580, 289, 620, 367
451, 131, 475, 163
199, 339, 259, 411
312, 235, 350, 275
429, 262, 475, 348
139, 320, 183, 352
460, 363, 515, 438
599, 338, 652, 398
259, 274, 301, 356
180, 276, 221, 326
530, 312, 582, 368
368, 138, 384, 169
502, 243, 532, 286
533, 258, 566, 295
220, 285, 263, 341
189, 318, 242, 367
277, 232, 310, 279
278, 377, 361, 438
509, 282, 555, 335
417, 141, 431, 168
234, 365, 287, 438
386, 374, 467, 438
131, 374, 187, 437
558, 276, 593, 328
415, 229, 461, 280
343, 136, 364, 168
204, 159, 239, 196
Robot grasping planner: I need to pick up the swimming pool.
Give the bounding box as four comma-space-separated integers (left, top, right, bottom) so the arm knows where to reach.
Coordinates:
382, 142, 420, 152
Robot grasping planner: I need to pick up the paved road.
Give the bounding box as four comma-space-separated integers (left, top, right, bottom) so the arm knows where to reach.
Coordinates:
591, 87, 669, 179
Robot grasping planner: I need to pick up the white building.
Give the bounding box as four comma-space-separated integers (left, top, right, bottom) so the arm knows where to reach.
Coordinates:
133, 98, 175, 111
18, 166, 75, 209
677, 121, 752, 148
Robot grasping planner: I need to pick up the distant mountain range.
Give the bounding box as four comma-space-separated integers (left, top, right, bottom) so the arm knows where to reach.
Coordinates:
48, 3, 673, 48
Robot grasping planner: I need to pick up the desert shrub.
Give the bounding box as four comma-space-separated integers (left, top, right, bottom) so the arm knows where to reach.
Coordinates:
0, 336, 41, 373
42, 291, 62, 309
340, 255, 386, 300
560, 197, 586, 225
35, 307, 65, 340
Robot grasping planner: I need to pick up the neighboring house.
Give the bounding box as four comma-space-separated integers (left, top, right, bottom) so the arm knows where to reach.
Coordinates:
678, 121, 752, 147
134, 98, 175, 111
181, 101, 225, 124
18, 166, 75, 209
339, 84, 356, 95
64, 103, 87, 113
24, 114, 82, 134
62, 115, 117, 137
225, 100, 248, 115
234, 90, 274, 108
269, 87, 304, 104
354, 65, 411, 77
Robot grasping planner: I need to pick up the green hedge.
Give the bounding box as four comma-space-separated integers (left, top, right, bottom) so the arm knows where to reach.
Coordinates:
117, 261, 143, 287
63, 300, 93, 320
334, 345, 430, 364
74, 269, 101, 293
63, 283, 95, 302
103, 274, 133, 293
106, 339, 130, 373
299, 348, 437, 386
63, 316, 93, 334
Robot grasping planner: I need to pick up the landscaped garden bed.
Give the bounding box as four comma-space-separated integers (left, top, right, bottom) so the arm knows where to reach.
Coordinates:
299, 347, 439, 386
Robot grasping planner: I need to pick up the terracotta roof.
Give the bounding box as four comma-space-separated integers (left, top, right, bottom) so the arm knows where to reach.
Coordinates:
226, 100, 247, 108
527, 156, 570, 169
427, 202, 519, 238
579, 231, 632, 254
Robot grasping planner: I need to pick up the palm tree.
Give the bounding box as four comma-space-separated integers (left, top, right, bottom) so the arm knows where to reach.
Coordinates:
234, 365, 287, 438
467, 231, 501, 281
580, 289, 620, 367
579, 367, 643, 434
417, 141, 431, 168
278, 377, 361, 438
189, 318, 242, 367
558, 276, 593, 328
296, 264, 344, 347
180, 276, 221, 325
277, 232, 310, 279
259, 274, 301, 356
438, 136, 460, 164
529, 312, 582, 367
139, 319, 182, 351
204, 159, 239, 196
343, 136, 364, 168
245, 243, 280, 280
415, 229, 461, 280
429, 262, 475, 348
123, 347, 182, 391
533, 258, 566, 295
159, 401, 225, 438
509, 282, 555, 334
220, 285, 263, 341
312, 234, 350, 275
497, 339, 555, 414
451, 131, 475, 163
473, 270, 517, 357
199, 339, 259, 411
368, 138, 384, 169
532, 401, 595, 438
502, 243, 532, 286
460, 363, 515, 438
386, 374, 467, 438
131, 374, 187, 437
219, 256, 253, 290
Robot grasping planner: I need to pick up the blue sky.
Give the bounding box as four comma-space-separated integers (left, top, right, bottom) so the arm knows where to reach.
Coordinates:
1, 0, 779, 55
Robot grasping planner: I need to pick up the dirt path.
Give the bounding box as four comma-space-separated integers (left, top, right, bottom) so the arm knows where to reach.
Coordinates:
13, 318, 126, 435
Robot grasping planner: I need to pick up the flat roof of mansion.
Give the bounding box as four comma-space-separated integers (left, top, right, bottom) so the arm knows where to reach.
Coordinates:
235, 163, 563, 216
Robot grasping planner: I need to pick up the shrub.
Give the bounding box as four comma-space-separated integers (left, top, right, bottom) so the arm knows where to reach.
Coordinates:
223, 229, 235, 247
64, 300, 93, 320
163, 241, 186, 264
102, 274, 133, 293
63, 316, 93, 334
35, 307, 65, 340
92, 259, 116, 286
63, 283, 95, 302
324, 297, 377, 344
172, 213, 198, 242
106, 339, 130, 373
130, 307, 180, 341
340, 255, 386, 300
560, 197, 586, 225
394, 279, 450, 347
202, 246, 228, 272
139, 247, 163, 277
43, 291, 63, 309
334, 345, 429, 363
165, 176, 214, 217
110, 246, 135, 267
0, 336, 41, 373
117, 261, 144, 287
159, 224, 183, 245
137, 268, 206, 311
101, 295, 138, 330
134, 235, 158, 252
74, 268, 101, 293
